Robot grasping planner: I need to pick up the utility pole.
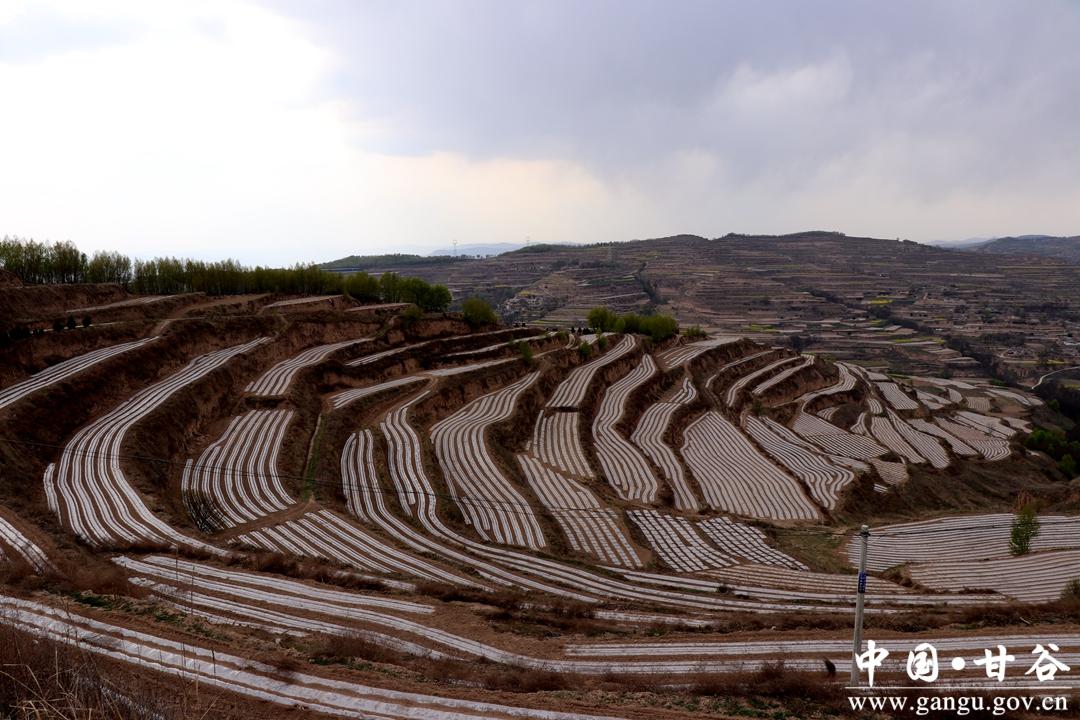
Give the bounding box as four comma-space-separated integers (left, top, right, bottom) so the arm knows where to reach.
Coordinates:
850, 524, 870, 685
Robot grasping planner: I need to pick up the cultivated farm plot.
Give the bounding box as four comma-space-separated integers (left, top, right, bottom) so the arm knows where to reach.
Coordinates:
909, 550, 1080, 603
742, 415, 855, 510
44, 338, 269, 550
934, 417, 1011, 461
705, 349, 777, 390
263, 295, 335, 309
518, 455, 640, 567
868, 415, 925, 464
65, 295, 171, 314
682, 412, 820, 521
528, 411, 593, 478
630, 377, 700, 510
656, 337, 736, 369
869, 458, 908, 487
375, 395, 848, 613
114, 555, 866, 675
117, 555, 433, 615
817, 406, 840, 421
956, 410, 1017, 439
696, 516, 806, 569
181, 409, 295, 530
791, 411, 889, 461
546, 334, 635, 409
425, 358, 516, 377
916, 389, 951, 410
245, 338, 370, 396
751, 354, 813, 396
431, 372, 547, 548
796, 361, 857, 407
987, 387, 1043, 407
705, 566, 999, 606
592, 355, 659, 502
888, 412, 950, 468
909, 418, 979, 456
329, 375, 427, 410
627, 509, 734, 572
0, 594, 621, 720
0, 510, 52, 571
444, 332, 550, 358
850, 513, 1080, 572
707, 564, 902, 597
0, 337, 158, 410
875, 381, 920, 411
235, 508, 459, 584
723, 356, 801, 407
346, 341, 431, 367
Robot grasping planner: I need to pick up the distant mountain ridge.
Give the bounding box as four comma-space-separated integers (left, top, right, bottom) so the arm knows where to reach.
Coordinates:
427, 242, 525, 257
972, 235, 1080, 263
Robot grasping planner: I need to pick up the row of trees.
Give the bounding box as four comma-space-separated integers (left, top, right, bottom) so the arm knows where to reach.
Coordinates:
586, 306, 679, 342
0, 236, 453, 312
1, 236, 139, 285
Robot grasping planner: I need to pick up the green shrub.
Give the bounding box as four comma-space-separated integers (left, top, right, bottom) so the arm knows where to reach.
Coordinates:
1025, 427, 1080, 465
510, 340, 534, 365
1062, 578, 1080, 602
1010, 504, 1040, 556
586, 307, 620, 333
462, 297, 497, 328
1061, 454, 1078, 479
400, 304, 423, 327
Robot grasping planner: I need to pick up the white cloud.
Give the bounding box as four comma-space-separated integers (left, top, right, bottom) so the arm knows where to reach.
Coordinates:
0, 1, 660, 263
1, 1, 1078, 265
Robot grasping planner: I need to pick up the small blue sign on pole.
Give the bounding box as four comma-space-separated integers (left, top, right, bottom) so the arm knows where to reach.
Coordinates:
858, 571, 867, 594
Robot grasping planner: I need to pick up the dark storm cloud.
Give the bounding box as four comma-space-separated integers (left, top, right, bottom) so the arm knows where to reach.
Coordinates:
273, 0, 1080, 194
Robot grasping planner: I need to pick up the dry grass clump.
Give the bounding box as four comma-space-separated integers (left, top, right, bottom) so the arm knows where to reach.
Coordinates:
414, 581, 527, 609
0, 623, 231, 719
224, 551, 382, 591
692, 661, 842, 704
308, 633, 409, 666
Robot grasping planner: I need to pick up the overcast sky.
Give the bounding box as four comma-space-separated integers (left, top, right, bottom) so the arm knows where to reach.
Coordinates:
2, 1, 1079, 265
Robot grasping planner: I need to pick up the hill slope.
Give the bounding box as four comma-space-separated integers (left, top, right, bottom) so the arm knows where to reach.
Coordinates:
974, 235, 1080, 263
322, 232, 1080, 383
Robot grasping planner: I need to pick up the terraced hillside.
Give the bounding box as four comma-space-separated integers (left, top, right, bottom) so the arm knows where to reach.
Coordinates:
324, 232, 1080, 385
1, 286, 1079, 718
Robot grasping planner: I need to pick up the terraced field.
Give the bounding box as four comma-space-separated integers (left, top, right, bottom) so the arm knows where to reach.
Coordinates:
0, 295, 1071, 717
246, 338, 370, 396
44, 338, 269, 549
682, 412, 821, 520
630, 377, 700, 510
432, 372, 546, 548
592, 354, 658, 501
182, 408, 295, 530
